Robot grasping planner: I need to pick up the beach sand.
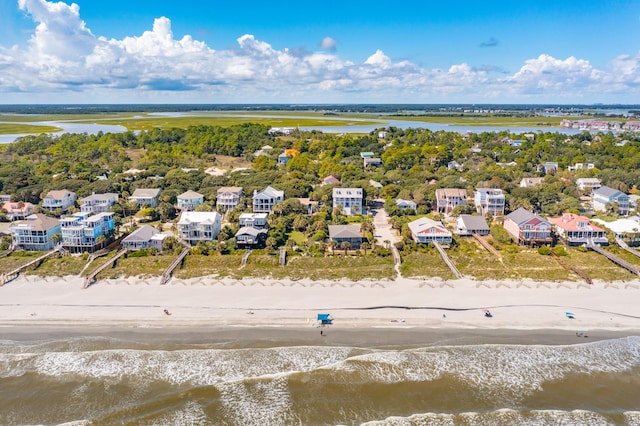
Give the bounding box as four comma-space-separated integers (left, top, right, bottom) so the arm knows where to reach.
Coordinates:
0, 274, 638, 340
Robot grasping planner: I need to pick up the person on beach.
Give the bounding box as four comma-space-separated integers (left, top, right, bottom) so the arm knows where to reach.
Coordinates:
164, 309, 171, 316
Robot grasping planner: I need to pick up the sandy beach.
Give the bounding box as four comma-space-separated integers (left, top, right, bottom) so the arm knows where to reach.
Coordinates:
1, 274, 639, 337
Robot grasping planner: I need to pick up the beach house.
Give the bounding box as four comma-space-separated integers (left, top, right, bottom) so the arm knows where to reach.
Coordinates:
407, 217, 453, 244
41, 189, 76, 212
252, 186, 284, 213
503, 208, 553, 246
239, 213, 268, 229
2, 201, 34, 221
576, 178, 602, 192
435, 188, 468, 214
328, 224, 362, 249
9, 213, 62, 251
550, 213, 608, 246
474, 188, 505, 216
177, 211, 222, 246
396, 199, 417, 210
216, 187, 243, 211
129, 188, 161, 208
121, 225, 167, 250
79, 192, 118, 214
519, 177, 544, 188
332, 188, 363, 216
60, 212, 115, 253
591, 186, 630, 215
455, 215, 490, 236
235, 227, 268, 247
321, 175, 340, 186
176, 190, 204, 211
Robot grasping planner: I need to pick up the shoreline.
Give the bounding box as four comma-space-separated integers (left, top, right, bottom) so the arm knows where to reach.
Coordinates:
2, 324, 637, 348
1, 274, 639, 345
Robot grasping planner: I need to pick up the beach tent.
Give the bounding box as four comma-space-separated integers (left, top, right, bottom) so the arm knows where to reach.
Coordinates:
317, 313, 333, 325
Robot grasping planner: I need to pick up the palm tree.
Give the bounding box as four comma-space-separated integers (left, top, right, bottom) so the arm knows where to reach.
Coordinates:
340, 241, 351, 255
361, 242, 370, 255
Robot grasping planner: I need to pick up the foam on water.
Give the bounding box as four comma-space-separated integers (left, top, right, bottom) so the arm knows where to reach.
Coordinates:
362, 409, 633, 426
0, 345, 355, 386
218, 376, 300, 425
328, 337, 640, 403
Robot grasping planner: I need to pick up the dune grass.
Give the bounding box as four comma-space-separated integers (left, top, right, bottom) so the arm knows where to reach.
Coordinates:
0, 123, 61, 135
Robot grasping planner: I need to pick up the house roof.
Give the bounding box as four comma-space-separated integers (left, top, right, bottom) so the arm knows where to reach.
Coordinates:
2, 201, 34, 213
328, 224, 361, 239
576, 178, 601, 184
458, 214, 489, 231
408, 217, 450, 236
122, 225, 159, 242
396, 199, 416, 207
475, 188, 504, 196
239, 212, 268, 220
593, 186, 626, 198
435, 188, 467, 198
505, 207, 550, 226
549, 213, 604, 232
254, 186, 283, 199
178, 190, 204, 199
217, 186, 243, 194
10, 213, 60, 232
593, 217, 640, 234
80, 193, 118, 203
130, 188, 161, 199
235, 227, 268, 237
364, 157, 382, 164
44, 189, 74, 200
521, 177, 544, 185
333, 188, 363, 198
322, 175, 340, 184
178, 211, 221, 225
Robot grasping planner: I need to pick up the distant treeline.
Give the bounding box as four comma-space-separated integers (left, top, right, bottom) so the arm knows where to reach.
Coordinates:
1, 104, 640, 115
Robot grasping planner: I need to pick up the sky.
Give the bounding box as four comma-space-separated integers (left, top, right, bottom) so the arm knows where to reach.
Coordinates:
1, 0, 640, 104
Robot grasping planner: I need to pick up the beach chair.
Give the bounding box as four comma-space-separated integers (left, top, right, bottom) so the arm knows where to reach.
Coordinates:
565, 311, 575, 319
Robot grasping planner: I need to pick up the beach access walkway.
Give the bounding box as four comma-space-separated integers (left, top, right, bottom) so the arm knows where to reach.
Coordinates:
160, 240, 190, 285
586, 239, 640, 276
0, 245, 65, 286
433, 241, 463, 279
83, 248, 128, 288
615, 237, 640, 259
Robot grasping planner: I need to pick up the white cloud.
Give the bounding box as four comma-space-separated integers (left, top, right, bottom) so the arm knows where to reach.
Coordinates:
320, 36, 337, 51
1, 0, 640, 102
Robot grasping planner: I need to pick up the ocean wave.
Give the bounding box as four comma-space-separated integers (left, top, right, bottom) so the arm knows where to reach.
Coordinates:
325, 336, 640, 403
362, 408, 639, 425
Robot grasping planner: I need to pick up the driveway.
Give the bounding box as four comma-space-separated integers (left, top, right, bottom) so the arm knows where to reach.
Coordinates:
371, 199, 400, 247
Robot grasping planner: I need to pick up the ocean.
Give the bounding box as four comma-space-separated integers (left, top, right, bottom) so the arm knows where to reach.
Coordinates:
0, 330, 638, 425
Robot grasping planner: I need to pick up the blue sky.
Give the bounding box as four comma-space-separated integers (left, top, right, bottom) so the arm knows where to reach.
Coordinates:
1, 0, 640, 104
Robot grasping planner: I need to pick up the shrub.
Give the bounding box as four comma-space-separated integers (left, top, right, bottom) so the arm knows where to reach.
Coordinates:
537, 246, 552, 255
552, 246, 568, 256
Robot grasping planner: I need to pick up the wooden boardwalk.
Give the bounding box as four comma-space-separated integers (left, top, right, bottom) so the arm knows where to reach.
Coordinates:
241, 249, 252, 267
0, 245, 64, 286
159, 241, 191, 285
279, 247, 286, 266
615, 237, 640, 259
586, 240, 640, 276
83, 248, 128, 288
472, 233, 501, 257
433, 241, 463, 279
551, 252, 592, 284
